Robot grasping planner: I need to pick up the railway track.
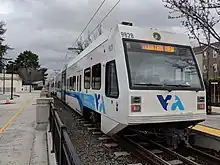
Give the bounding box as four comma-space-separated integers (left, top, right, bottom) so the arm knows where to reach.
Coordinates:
53, 95, 220, 165
114, 131, 220, 165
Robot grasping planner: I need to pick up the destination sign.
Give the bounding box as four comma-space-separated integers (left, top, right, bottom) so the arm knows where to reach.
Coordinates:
141, 44, 175, 53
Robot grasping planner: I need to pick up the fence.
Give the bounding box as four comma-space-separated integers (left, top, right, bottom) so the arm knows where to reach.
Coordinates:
49, 102, 83, 165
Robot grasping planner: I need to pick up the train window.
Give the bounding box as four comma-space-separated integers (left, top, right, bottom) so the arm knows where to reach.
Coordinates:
105, 60, 119, 98
92, 63, 101, 90
79, 75, 82, 91
69, 77, 72, 90
77, 76, 79, 91
67, 78, 70, 89
58, 81, 61, 88
67, 79, 69, 89
72, 76, 76, 91
84, 68, 91, 89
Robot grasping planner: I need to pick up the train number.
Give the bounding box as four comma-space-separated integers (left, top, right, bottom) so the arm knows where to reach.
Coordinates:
121, 32, 134, 39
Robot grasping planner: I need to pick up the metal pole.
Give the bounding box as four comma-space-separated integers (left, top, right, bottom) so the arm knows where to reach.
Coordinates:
54, 72, 56, 94
10, 64, 14, 100
3, 67, 5, 94
214, 84, 216, 103
29, 70, 32, 93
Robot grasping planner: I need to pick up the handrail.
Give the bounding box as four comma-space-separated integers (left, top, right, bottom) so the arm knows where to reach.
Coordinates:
49, 102, 83, 165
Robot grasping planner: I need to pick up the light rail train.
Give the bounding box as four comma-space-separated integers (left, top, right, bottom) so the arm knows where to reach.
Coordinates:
49, 23, 206, 142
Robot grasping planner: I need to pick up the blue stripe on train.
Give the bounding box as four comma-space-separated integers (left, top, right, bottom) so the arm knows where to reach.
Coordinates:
65, 90, 106, 114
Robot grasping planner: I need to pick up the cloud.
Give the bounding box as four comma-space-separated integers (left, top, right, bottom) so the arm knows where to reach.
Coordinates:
1, 0, 185, 77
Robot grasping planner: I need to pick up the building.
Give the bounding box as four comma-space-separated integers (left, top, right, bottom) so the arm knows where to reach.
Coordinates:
0, 73, 23, 93
193, 42, 220, 80
32, 80, 43, 90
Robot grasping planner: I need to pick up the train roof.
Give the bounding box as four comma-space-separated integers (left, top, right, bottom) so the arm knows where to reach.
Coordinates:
66, 23, 191, 69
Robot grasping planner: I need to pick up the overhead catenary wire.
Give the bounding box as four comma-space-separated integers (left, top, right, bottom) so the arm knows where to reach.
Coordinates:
67, 0, 122, 62
57, 0, 107, 69
58, 0, 122, 69
78, 0, 121, 52
88, 0, 121, 40
71, 0, 107, 47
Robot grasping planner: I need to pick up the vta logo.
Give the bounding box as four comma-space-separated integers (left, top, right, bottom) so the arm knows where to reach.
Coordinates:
157, 95, 184, 111
94, 94, 105, 114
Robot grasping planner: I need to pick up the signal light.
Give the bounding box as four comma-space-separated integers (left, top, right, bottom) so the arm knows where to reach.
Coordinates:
131, 105, 141, 112
197, 103, 205, 110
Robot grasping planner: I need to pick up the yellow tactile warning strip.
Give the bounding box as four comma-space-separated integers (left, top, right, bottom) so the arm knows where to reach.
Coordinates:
191, 125, 220, 137
0, 99, 31, 133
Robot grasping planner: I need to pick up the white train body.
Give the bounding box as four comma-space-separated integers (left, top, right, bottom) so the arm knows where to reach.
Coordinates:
54, 24, 206, 135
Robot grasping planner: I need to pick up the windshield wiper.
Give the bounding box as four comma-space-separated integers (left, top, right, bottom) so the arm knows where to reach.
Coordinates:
164, 84, 191, 87
134, 83, 163, 86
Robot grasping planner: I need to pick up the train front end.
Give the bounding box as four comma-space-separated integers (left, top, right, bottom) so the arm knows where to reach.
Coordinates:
117, 24, 206, 130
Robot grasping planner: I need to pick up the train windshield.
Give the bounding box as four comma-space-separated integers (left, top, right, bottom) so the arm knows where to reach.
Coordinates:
124, 40, 203, 90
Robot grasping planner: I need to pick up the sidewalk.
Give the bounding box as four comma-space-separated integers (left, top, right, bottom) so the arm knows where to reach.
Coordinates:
0, 91, 48, 165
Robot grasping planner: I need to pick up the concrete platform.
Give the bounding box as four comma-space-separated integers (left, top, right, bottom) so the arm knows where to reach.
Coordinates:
0, 91, 48, 165
202, 107, 220, 129
191, 107, 220, 137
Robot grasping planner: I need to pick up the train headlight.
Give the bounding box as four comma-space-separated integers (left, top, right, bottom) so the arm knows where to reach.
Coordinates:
197, 103, 205, 110
131, 105, 141, 112
197, 96, 205, 110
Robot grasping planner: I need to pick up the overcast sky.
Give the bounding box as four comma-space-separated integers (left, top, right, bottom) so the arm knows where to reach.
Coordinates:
0, 0, 186, 76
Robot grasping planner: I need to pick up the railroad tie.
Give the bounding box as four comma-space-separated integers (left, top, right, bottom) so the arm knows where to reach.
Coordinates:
84, 124, 92, 127
98, 137, 111, 141
87, 127, 98, 131
167, 160, 183, 165
186, 156, 196, 161
150, 149, 163, 154
114, 151, 130, 158
80, 121, 88, 124
77, 118, 85, 121
127, 163, 143, 165
104, 143, 118, 148
92, 131, 102, 135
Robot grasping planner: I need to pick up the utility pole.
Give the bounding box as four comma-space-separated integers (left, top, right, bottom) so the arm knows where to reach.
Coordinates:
29, 69, 32, 93
3, 65, 6, 94
10, 63, 14, 100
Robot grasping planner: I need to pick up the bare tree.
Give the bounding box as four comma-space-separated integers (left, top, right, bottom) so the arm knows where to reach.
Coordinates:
163, 0, 220, 52
87, 30, 92, 44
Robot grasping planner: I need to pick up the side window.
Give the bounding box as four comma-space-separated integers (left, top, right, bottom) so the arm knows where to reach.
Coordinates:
69, 77, 72, 90
72, 76, 76, 91
77, 76, 79, 91
105, 60, 119, 98
92, 63, 101, 90
68, 78, 71, 90
67, 78, 69, 89
79, 75, 82, 91
84, 68, 91, 89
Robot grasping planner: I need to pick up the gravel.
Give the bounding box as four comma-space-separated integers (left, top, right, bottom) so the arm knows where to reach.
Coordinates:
54, 98, 142, 165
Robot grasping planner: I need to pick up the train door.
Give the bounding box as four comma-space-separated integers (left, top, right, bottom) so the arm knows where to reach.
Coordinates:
76, 70, 83, 113
61, 69, 66, 101
104, 60, 119, 114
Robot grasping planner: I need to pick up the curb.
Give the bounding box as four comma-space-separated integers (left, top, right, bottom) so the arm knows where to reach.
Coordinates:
46, 125, 57, 165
